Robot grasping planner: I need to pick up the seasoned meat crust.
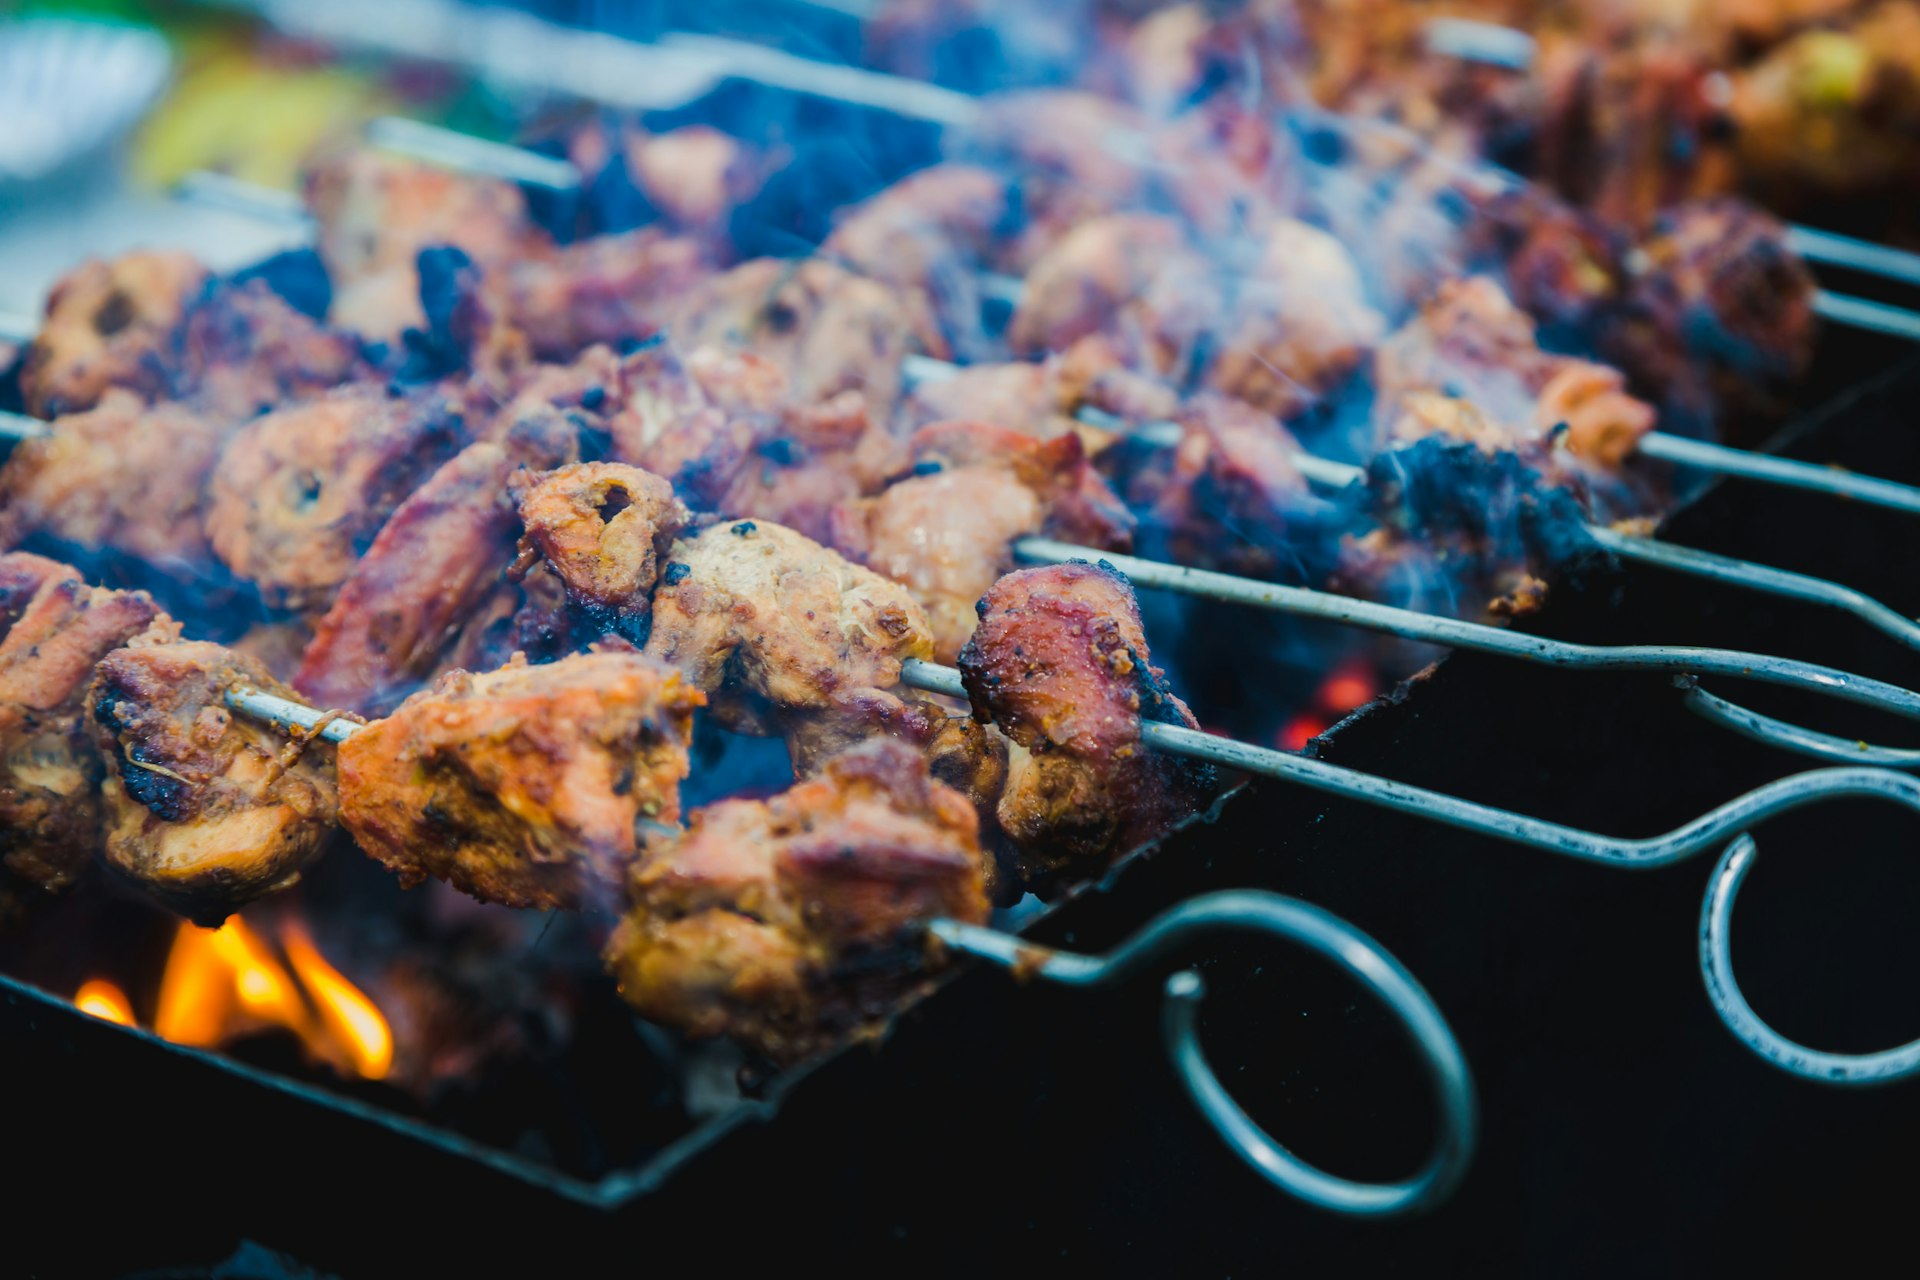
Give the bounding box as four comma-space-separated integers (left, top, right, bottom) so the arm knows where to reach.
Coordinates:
296, 412, 579, 715
90, 637, 338, 925
206, 386, 464, 612
19, 251, 208, 417
604, 738, 989, 1062
0, 554, 167, 919
958, 561, 1215, 882
337, 652, 703, 911
511, 461, 691, 647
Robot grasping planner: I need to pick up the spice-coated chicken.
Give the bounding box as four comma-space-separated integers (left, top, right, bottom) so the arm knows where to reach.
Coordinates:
337, 652, 703, 911
90, 633, 340, 926
17, 251, 207, 418
830, 420, 1135, 662
295, 411, 581, 715
958, 560, 1215, 882
604, 737, 989, 1062
205, 385, 465, 612
0, 554, 166, 922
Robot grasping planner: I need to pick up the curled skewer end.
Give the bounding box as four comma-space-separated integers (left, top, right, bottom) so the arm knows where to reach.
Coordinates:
1680, 681, 1920, 769
940, 890, 1477, 1216
1700, 835, 1920, 1086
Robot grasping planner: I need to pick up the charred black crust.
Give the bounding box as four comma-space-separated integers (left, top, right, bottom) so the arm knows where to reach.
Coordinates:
92, 688, 195, 821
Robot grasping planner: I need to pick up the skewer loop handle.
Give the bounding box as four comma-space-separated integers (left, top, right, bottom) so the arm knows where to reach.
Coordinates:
933, 890, 1476, 1216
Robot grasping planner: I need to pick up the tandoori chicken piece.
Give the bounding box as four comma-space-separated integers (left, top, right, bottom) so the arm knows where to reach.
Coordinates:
18, 251, 208, 417
958, 560, 1215, 883
0, 554, 167, 922
830, 420, 1134, 662
89, 634, 339, 925
295, 411, 580, 715
0, 390, 226, 572
205, 386, 465, 612
501, 228, 710, 361
338, 652, 703, 911
1374, 276, 1657, 468
176, 277, 366, 423
510, 460, 691, 647
604, 737, 989, 1061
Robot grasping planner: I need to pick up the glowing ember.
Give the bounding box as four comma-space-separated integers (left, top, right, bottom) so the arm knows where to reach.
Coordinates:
1317, 664, 1380, 716
142, 915, 392, 1080
1279, 715, 1328, 753
72, 979, 135, 1026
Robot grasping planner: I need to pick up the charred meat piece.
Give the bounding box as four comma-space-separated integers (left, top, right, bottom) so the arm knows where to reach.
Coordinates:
669, 258, 938, 421
0, 554, 166, 916
900, 335, 1180, 447
958, 561, 1215, 883
296, 411, 580, 715
824, 164, 1011, 358
305, 149, 540, 343
90, 636, 339, 925
1007, 213, 1217, 380
19, 251, 208, 417
206, 386, 464, 612
643, 519, 935, 741
177, 278, 366, 422
502, 228, 710, 361
831, 420, 1134, 662
338, 652, 703, 911
605, 738, 988, 1062
0, 390, 226, 571
511, 460, 691, 647
1203, 218, 1386, 419
1374, 276, 1656, 469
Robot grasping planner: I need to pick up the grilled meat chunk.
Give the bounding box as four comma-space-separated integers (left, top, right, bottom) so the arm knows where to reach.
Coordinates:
1375, 276, 1656, 469
511, 460, 691, 647
206, 386, 464, 612
0, 390, 226, 571
502, 228, 710, 361
831, 420, 1134, 662
296, 412, 579, 715
958, 561, 1214, 882
605, 738, 988, 1061
305, 149, 539, 343
338, 652, 703, 910
90, 636, 339, 925
0, 555, 166, 918
177, 278, 365, 422
642, 519, 935, 742
18, 251, 208, 417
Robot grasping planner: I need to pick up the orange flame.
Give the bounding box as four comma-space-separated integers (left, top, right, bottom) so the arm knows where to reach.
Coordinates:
131, 915, 393, 1080
73, 978, 135, 1026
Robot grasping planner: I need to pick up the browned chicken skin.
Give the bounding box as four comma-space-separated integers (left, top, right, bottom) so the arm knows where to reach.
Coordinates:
338, 652, 703, 911
830, 420, 1134, 662
90, 635, 339, 925
511, 460, 691, 646
205, 386, 464, 612
176, 278, 366, 422
0, 554, 166, 921
296, 411, 580, 715
501, 229, 711, 361
604, 737, 988, 1062
18, 251, 207, 417
0, 391, 226, 572
958, 561, 1215, 882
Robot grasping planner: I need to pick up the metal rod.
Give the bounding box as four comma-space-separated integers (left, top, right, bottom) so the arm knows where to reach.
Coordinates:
1423, 16, 1538, 68
1013, 538, 1920, 745
934, 890, 1477, 1216
367, 116, 582, 192
1, 412, 48, 442
172, 171, 313, 229
1634, 432, 1920, 516
1681, 683, 1920, 769
1791, 228, 1920, 291
1811, 290, 1920, 343
1701, 835, 1920, 1084
226, 687, 362, 745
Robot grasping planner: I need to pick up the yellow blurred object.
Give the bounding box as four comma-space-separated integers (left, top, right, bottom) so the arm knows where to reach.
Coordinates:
132, 31, 397, 192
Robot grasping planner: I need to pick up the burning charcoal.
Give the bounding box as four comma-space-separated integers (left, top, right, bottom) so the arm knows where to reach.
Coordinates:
510, 461, 693, 649
205, 385, 464, 613
90, 636, 340, 926
296, 411, 580, 716
604, 738, 989, 1063
337, 652, 703, 911
0, 554, 167, 923
18, 251, 207, 417
958, 560, 1216, 885
830, 420, 1133, 662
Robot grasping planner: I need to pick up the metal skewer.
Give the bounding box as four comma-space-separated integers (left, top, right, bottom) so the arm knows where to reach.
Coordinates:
228, 665, 1920, 1093
219, 683, 1471, 1215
